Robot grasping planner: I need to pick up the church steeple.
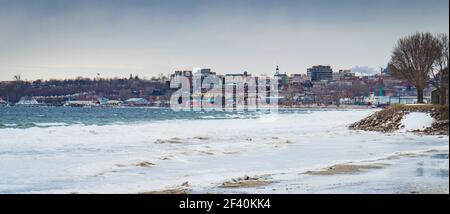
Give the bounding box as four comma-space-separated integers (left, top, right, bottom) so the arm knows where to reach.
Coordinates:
275, 65, 280, 76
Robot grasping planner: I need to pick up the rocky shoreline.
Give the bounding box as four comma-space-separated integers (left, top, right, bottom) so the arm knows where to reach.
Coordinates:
349, 104, 449, 135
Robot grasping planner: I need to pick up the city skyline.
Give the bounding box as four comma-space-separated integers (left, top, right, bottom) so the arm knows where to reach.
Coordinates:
0, 0, 448, 81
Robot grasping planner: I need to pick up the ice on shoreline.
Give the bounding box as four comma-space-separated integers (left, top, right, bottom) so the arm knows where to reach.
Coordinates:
0, 109, 448, 194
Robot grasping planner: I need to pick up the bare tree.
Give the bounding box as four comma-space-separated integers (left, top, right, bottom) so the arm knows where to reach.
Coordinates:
430, 34, 449, 105
388, 32, 442, 103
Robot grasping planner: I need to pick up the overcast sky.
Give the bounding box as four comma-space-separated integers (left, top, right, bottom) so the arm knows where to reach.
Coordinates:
0, 0, 448, 81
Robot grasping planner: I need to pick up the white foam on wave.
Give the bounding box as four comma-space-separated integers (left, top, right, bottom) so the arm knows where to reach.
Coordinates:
33, 122, 69, 127
3, 124, 18, 127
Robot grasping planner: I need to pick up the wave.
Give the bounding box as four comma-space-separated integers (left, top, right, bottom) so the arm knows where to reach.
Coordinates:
0, 122, 71, 129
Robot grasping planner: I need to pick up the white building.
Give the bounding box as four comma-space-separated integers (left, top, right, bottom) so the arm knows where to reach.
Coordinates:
15, 97, 40, 106
64, 100, 99, 107
125, 98, 149, 106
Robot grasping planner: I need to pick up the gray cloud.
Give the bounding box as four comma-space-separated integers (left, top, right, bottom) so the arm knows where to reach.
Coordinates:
0, 0, 448, 80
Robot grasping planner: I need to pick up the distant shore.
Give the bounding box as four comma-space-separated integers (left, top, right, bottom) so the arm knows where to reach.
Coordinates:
1, 104, 375, 110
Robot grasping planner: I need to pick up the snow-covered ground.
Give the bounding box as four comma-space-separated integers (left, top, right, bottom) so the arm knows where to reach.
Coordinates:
399, 112, 435, 132
0, 109, 448, 193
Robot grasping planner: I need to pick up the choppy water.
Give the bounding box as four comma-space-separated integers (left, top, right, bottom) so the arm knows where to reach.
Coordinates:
0, 106, 346, 129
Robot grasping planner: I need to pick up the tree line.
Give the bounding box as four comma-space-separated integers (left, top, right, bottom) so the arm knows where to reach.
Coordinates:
0, 76, 172, 103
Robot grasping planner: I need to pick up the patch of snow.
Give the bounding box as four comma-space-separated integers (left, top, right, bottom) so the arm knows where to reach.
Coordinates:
399, 112, 434, 132
405, 104, 429, 106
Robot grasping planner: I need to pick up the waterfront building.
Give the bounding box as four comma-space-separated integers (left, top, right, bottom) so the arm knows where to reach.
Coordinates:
125, 98, 149, 106
64, 100, 99, 107
106, 100, 123, 106
170, 70, 192, 88
193, 68, 216, 88
15, 96, 40, 106
307, 65, 333, 81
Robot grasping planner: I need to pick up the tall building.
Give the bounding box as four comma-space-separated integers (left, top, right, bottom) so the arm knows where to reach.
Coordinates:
170, 70, 192, 88
193, 68, 216, 88
307, 65, 333, 81
332, 69, 355, 81
194, 68, 214, 76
